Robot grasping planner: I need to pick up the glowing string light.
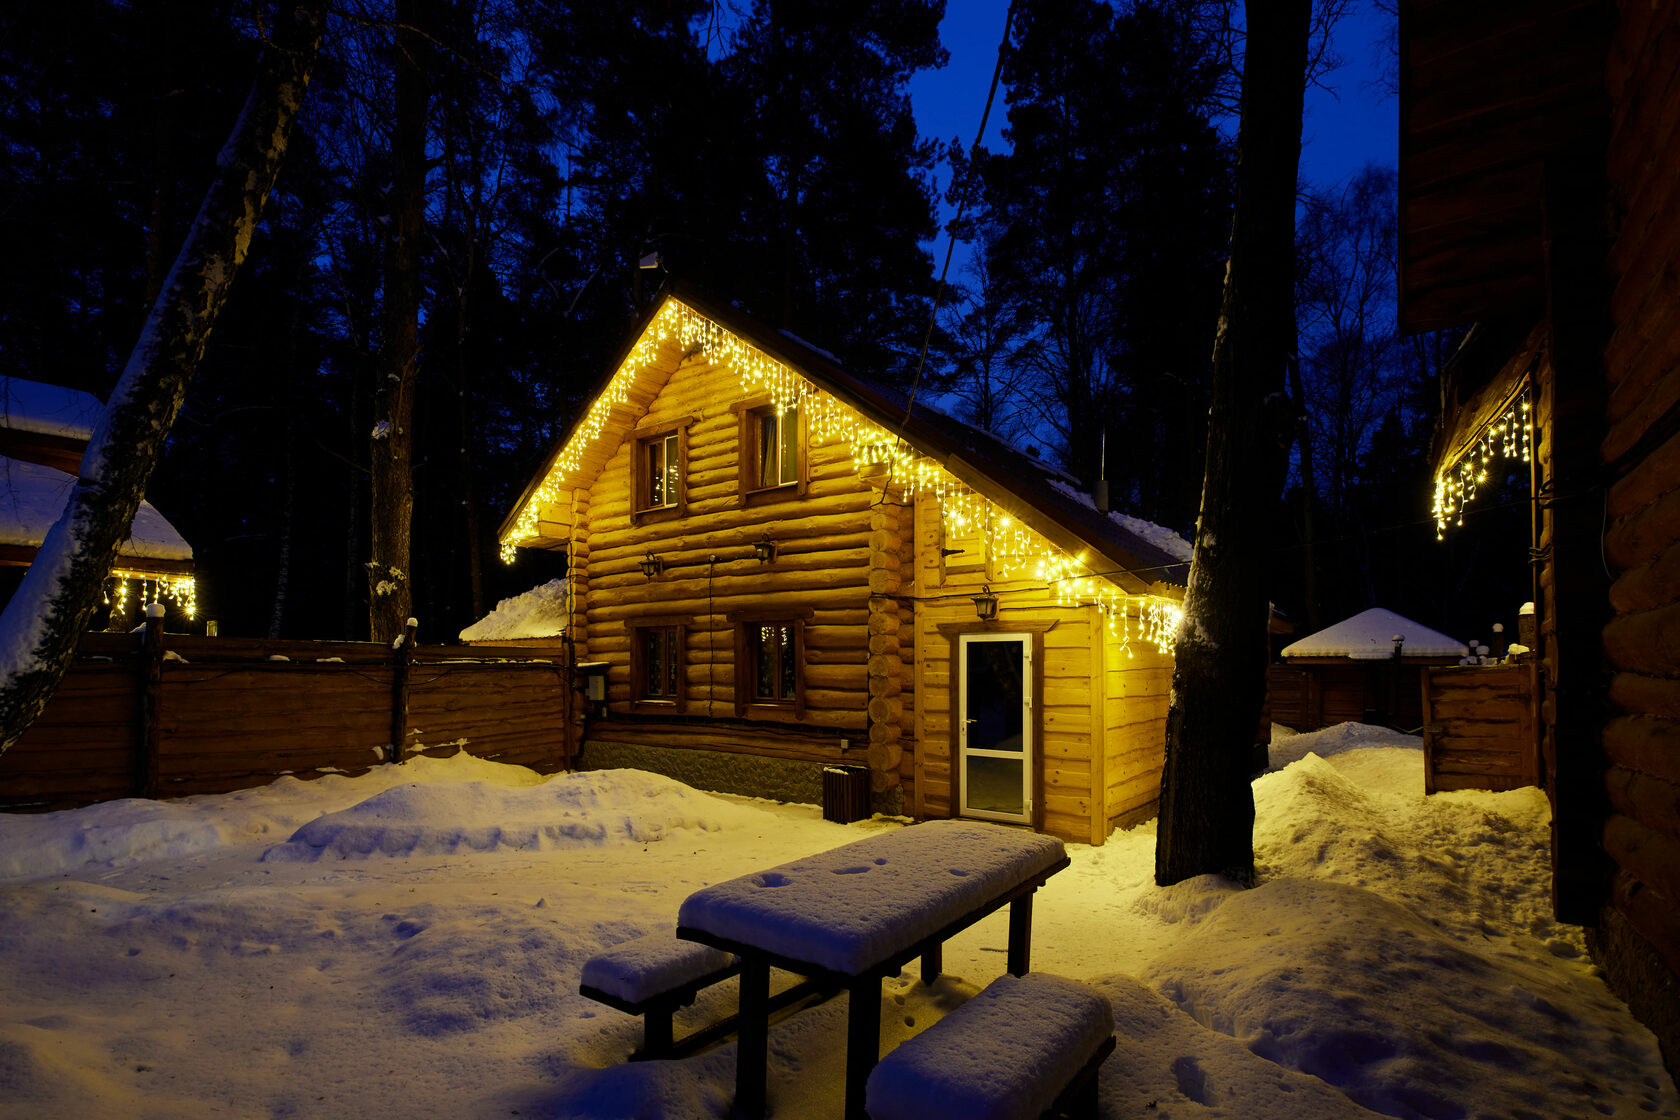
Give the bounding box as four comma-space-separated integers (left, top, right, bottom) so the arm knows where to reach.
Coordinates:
497, 300, 1183, 651
1432, 390, 1532, 538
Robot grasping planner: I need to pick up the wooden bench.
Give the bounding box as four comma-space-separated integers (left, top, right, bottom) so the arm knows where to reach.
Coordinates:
864, 972, 1115, 1120
579, 931, 740, 1059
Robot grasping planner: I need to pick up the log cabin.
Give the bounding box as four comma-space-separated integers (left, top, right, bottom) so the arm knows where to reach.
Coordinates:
0, 376, 196, 627
496, 281, 1190, 845
1401, 0, 1678, 1073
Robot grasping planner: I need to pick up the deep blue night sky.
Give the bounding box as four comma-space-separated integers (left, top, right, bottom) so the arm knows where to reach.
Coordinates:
909, 2, 1400, 256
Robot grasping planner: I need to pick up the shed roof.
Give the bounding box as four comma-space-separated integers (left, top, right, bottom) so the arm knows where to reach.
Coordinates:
1281, 607, 1466, 660
0, 455, 193, 565
0, 377, 104, 441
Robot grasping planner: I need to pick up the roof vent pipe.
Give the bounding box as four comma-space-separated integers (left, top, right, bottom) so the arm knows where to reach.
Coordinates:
1093, 428, 1110, 513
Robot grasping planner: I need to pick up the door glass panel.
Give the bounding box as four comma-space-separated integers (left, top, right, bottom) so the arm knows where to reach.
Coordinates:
965, 755, 1024, 815
965, 641, 1024, 753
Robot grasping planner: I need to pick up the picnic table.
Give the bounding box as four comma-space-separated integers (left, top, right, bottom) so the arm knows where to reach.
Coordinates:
676, 818, 1069, 1120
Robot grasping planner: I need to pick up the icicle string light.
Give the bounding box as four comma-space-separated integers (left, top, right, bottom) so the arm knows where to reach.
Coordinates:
103, 571, 197, 619
498, 300, 1181, 652
1433, 390, 1532, 538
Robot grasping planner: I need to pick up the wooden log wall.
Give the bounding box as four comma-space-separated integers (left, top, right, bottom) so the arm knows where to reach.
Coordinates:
572, 354, 880, 765
1104, 640, 1171, 834
0, 634, 571, 810
1421, 663, 1539, 793
1594, 0, 1680, 1055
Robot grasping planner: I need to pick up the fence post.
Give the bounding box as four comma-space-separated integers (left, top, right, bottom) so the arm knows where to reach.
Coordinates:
390, 618, 417, 764
136, 603, 166, 798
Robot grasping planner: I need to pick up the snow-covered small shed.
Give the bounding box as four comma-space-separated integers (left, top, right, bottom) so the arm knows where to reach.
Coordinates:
0, 377, 196, 625
1269, 608, 1467, 731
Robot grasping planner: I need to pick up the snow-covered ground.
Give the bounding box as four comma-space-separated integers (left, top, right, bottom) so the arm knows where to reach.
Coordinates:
0, 724, 1673, 1120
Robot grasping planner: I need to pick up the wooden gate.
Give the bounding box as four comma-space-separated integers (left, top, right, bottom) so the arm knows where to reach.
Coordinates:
1421, 662, 1539, 793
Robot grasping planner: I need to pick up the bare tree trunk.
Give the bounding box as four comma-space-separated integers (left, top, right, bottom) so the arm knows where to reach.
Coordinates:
1287, 349, 1321, 634
0, 1, 324, 754
368, 0, 427, 643
1156, 0, 1308, 886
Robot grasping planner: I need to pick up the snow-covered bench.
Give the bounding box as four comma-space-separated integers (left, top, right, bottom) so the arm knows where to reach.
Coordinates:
865, 972, 1115, 1120
579, 931, 739, 1059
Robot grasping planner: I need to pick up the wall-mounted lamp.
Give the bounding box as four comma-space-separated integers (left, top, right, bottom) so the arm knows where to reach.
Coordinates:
639, 552, 663, 579
753, 532, 778, 563
972, 585, 998, 622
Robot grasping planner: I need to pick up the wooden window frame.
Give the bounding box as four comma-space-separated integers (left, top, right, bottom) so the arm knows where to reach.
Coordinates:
628, 616, 689, 714
632, 422, 690, 526
727, 608, 813, 718
733, 398, 808, 507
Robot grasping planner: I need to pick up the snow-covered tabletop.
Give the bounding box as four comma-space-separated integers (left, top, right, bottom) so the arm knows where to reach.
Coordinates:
676, 819, 1066, 977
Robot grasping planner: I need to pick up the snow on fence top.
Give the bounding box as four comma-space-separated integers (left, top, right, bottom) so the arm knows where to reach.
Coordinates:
1281, 606, 1466, 660
0, 377, 103, 441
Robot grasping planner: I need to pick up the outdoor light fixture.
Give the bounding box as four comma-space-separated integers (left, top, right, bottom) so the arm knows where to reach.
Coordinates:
639, 552, 663, 579
972, 585, 998, 622
753, 532, 777, 563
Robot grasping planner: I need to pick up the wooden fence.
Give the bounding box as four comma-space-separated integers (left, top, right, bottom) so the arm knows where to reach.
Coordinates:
1421, 662, 1539, 793
0, 620, 577, 811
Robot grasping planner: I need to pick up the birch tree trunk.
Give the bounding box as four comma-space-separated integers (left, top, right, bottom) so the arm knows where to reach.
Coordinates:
1155, 0, 1309, 885
0, 1, 325, 754
367, 0, 427, 643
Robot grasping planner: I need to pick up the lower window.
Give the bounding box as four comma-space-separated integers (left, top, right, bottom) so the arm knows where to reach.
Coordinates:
630, 619, 687, 711
749, 622, 797, 703
730, 612, 808, 716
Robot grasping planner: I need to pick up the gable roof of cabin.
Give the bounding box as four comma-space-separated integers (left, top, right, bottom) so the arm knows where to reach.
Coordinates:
502, 279, 1191, 595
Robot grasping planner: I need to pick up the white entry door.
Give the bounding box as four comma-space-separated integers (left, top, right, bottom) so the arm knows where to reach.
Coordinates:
958, 632, 1032, 825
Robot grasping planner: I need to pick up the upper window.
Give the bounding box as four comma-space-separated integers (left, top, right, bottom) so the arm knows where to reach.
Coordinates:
737, 401, 806, 504
633, 426, 687, 523
755, 405, 799, 490
644, 432, 679, 509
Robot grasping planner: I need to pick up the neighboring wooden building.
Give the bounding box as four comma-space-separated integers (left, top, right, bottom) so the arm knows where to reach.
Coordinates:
1401, 0, 1678, 1073
1270, 607, 1466, 732
497, 282, 1191, 845
0, 377, 196, 626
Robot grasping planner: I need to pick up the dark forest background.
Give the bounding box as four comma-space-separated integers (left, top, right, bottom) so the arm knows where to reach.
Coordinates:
0, 0, 1530, 648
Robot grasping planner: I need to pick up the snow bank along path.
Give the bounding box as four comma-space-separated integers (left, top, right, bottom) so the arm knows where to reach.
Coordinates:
0, 730, 1673, 1120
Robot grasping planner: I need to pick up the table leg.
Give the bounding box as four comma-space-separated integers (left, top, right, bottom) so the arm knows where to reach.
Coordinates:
845, 975, 881, 1120
1007, 892, 1034, 976
736, 957, 770, 1120
643, 1004, 674, 1058
920, 941, 942, 985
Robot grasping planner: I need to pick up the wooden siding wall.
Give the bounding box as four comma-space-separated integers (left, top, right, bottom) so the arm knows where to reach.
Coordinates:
0, 635, 571, 810
570, 354, 879, 771
1596, 0, 1680, 1031
1421, 663, 1539, 793
1105, 641, 1171, 832
906, 485, 1173, 845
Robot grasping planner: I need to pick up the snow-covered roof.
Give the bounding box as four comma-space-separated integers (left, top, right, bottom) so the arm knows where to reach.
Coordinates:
0, 377, 103, 441
0, 456, 192, 562
1048, 479, 1193, 562
458, 578, 567, 642
1281, 607, 1465, 660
